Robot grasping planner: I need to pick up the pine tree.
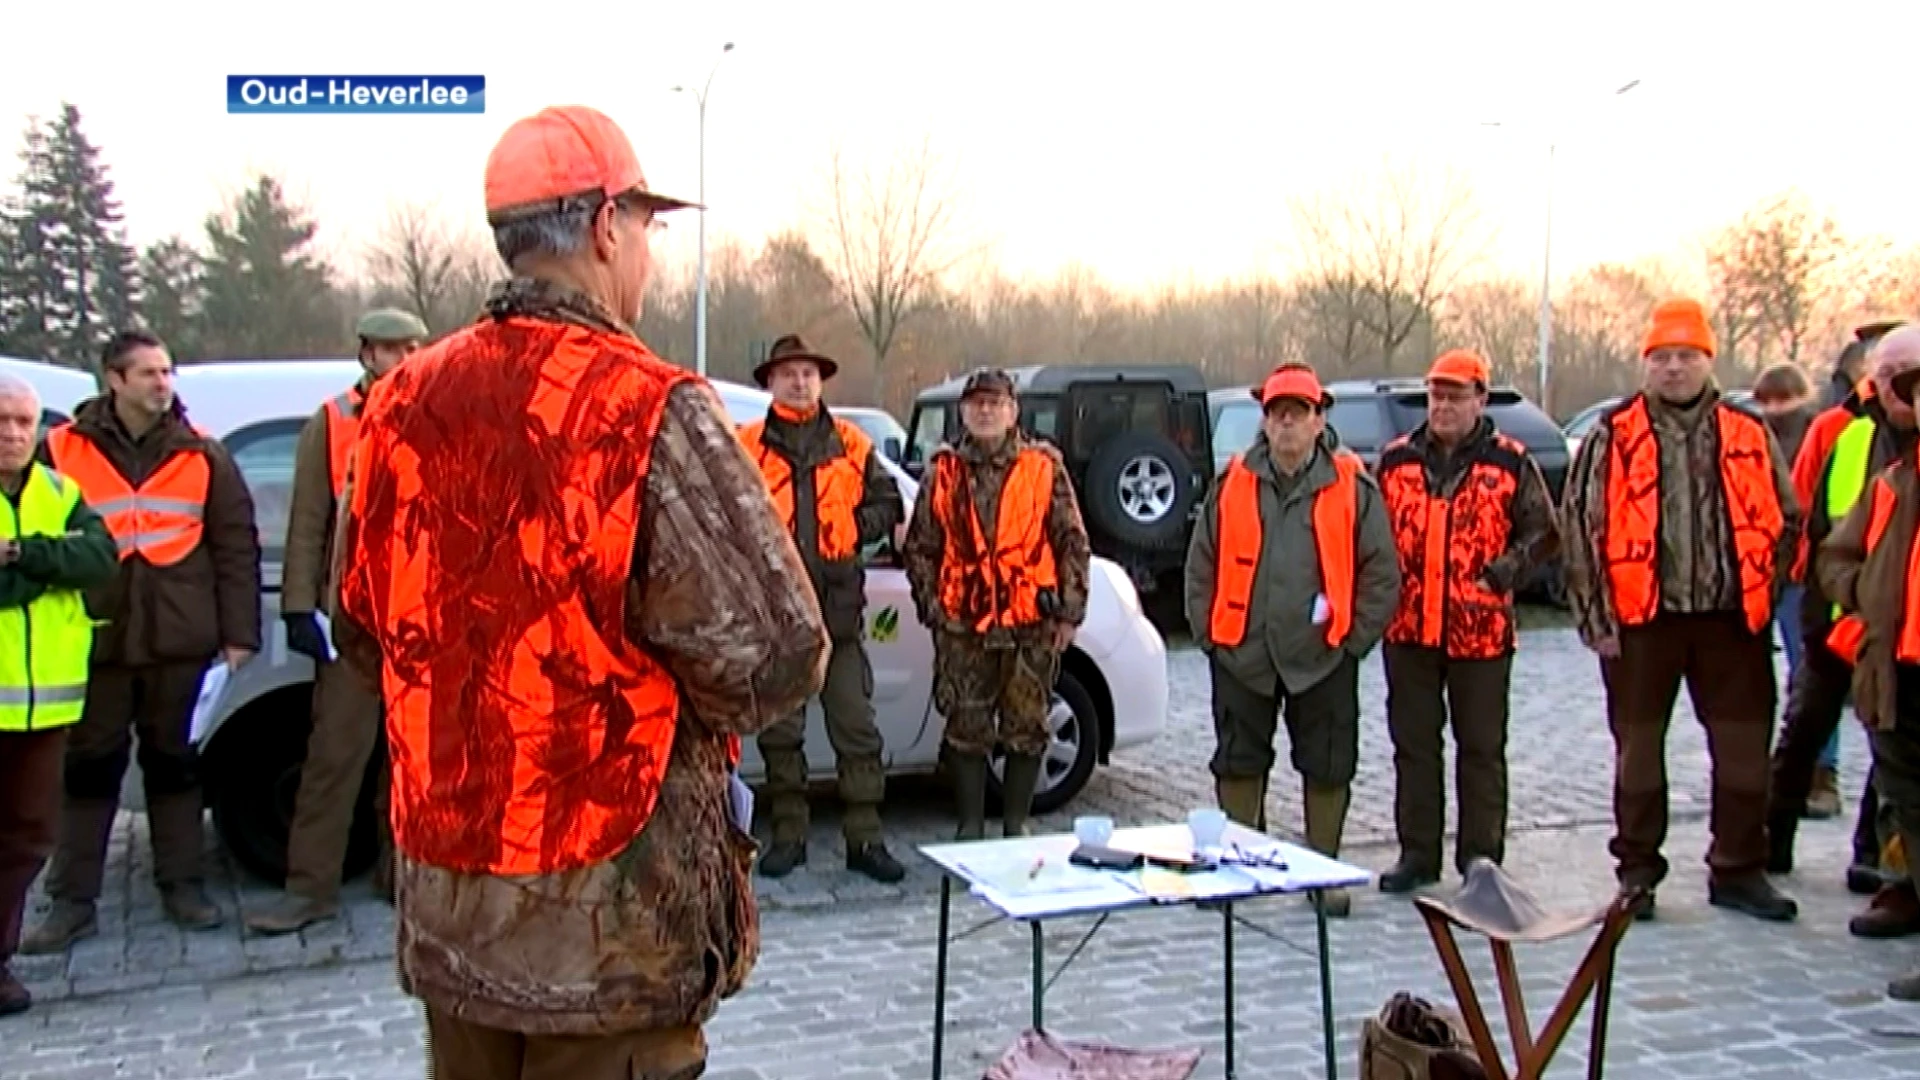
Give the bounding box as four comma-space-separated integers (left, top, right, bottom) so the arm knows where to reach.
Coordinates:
196, 174, 347, 359
0, 105, 141, 369
139, 237, 206, 360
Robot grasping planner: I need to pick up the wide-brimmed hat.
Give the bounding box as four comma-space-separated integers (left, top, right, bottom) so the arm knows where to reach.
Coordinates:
752, 334, 839, 387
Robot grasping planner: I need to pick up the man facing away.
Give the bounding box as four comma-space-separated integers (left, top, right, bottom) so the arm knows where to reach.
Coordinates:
737, 333, 907, 883
246, 307, 427, 935
0, 374, 119, 1017
333, 104, 829, 1079
24, 331, 261, 951
1562, 297, 1801, 922
1184, 363, 1401, 918
902, 368, 1091, 841
1375, 350, 1557, 893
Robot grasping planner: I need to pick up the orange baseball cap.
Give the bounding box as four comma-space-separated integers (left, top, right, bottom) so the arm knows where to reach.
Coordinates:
484, 105, 699, 226
1427, 349, 1490, 388
1251, 364, 1331, 409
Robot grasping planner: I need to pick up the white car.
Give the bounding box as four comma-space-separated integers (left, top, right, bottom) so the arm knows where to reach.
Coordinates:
0, 355, 1169, 883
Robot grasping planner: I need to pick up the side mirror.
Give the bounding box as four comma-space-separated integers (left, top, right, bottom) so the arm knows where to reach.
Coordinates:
882, 437, 904, 463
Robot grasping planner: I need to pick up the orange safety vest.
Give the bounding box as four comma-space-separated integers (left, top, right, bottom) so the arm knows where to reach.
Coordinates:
1602, 396, 1784, 635
1378, 432, 1526, 660
1208, 450, 1362, 650
44, 424, 210, 566
1824, 473, 1920, 665
736, 414, 873, 561
928, 446, 1059, 632
337, 317, 694, 877
322, 386, 364, 501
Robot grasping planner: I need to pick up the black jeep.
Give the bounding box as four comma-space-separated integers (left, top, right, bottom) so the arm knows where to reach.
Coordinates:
903, 365, 1214, 608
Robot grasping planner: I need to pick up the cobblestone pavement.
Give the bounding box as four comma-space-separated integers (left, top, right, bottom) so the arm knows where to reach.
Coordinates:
9, 626, 1877, 1008
9, 817, 1920, 1080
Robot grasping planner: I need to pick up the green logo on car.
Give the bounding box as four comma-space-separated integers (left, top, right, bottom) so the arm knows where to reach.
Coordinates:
871, 605, 900, 643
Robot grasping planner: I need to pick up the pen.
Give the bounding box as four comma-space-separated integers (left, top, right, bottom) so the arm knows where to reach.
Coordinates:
1029, 855, 1045, 879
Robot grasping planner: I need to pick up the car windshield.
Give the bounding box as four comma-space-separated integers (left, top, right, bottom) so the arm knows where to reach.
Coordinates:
1326, 397, 1390, 451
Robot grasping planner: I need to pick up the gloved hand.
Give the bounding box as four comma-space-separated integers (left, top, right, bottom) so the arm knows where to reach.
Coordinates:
284, 611, 330, 663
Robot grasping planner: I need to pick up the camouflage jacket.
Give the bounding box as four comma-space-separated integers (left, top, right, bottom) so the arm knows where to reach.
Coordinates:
334, 277, 830, 1037
1561, 387, 1801, 648
901, 431, 1092, 642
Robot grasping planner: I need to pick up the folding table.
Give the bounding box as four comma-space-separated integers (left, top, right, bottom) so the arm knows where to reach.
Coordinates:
919, 822, 1372, 1080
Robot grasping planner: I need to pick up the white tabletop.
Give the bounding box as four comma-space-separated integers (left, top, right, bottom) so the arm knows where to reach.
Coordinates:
918, 822, 1374, 921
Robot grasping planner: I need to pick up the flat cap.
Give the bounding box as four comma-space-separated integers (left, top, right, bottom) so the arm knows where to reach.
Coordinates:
356, 308, 429, 343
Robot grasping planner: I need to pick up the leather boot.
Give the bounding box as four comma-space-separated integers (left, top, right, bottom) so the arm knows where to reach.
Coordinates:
949, 752, 988, 842
1214, 776, 1266, 830
1303, 782, 1352, 918
19, 900, 96, 955
1000, 754, 1043, 838
244, 893, 340, 936
0, 966, 28, 1017
1378, 856, 1441, 894
1806, 766, 1842, 820
1707, 874, 1798, 922
146, 792, 222, 930
1850, 880, 1920, 939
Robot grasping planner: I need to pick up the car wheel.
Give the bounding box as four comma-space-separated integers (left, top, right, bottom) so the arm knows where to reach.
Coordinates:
988, 667, 1102, 815
1083, 433, 1196, 551
207, 694, 382, 886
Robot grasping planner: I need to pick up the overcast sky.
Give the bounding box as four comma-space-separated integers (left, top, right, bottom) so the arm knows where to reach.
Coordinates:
7, 0, 1915, 293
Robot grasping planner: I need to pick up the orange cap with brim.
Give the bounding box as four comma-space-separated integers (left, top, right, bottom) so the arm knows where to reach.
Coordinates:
1427, 349, 1490, 387
484, 105, 700, 226
1251, 365, 1331, 409
1641, 298, 1717, 359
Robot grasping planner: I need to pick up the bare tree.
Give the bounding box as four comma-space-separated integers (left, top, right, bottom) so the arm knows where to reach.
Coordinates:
1705, 191, 1849, 369
814, 137, 976, 401
1442, 277, 1537, 391
1287, 164, 1497, 375
365, 199, 500, 335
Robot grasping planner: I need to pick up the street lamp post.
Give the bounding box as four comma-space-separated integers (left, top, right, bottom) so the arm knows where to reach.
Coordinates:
1490, 78, 1639, 418
673, 41, 734, 377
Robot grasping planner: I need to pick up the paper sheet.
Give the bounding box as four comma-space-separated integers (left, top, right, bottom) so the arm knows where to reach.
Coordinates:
188, 662, 230, 746
312, 611, 340, 662
726, 771, 754, 833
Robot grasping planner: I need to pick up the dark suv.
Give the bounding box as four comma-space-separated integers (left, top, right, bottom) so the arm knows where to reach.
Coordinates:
1209, 377, 1573, 602
905, 365, 1214, 605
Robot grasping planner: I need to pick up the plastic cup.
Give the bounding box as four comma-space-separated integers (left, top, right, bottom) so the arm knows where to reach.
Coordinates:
1188, 808, 1228, 851
1074, 815, 1114, 846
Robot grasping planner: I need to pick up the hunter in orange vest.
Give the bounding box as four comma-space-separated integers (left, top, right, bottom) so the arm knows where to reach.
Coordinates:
1561, 297, 1802, 924
736, 334, 905, 884
245, 307, 426, 937
331, 105, 828, 1076
902, 367, 1092, 842
22, 330, 262, 952
1375, 350, 1558, 894
1183, 362, 1401, 918
1817, 333, 1920, 1001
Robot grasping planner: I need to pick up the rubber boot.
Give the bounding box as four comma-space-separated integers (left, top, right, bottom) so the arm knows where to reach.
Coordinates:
1303, 782, 1352, 918
758, 748, 809, 878
1001, 754, 1042, 838
1766, 809, 1798, 875
949, 752, 989, 841
1215, 776, 1266, 830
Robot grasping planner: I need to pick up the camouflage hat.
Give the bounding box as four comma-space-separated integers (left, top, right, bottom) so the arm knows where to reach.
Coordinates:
356, 308, 429, 343
960, 367, 1016, 399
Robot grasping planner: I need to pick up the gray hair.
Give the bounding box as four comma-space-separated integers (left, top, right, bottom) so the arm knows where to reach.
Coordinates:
0, 373, 42, 411
491, 204, 596, 269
